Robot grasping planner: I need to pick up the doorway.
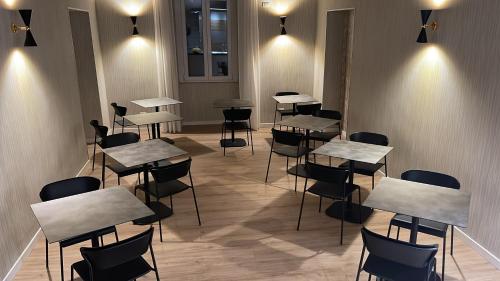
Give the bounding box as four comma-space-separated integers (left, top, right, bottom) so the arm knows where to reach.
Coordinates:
323, 9, 354, 138
69, 9, 103, 143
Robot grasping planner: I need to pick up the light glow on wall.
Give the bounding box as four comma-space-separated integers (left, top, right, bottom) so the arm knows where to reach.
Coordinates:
2, 0, 16, 8
113, 0, 149, 16
265, 0, 297, 16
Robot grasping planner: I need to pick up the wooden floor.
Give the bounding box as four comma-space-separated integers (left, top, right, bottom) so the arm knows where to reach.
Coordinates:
15, 126, 500, 280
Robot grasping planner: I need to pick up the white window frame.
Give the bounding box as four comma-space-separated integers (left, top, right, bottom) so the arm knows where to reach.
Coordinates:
175, 0, 237, 83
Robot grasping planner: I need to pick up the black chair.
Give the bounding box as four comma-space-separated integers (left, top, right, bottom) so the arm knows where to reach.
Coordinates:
339, 132, 389, 190
71, 227, 160, 281
100, 133, 144, 188
221, 109, 254, 156
296, 162, 360, 245
296, 103, 322, 115
110, 102, 150, 138
40, 177, 118, 281
265, 129, 307, 192
273, 91, 299, 129
310, 109, 342, 142
90, 120, 109, 171
356, 227, 438, 281
388, 170, 460, 281
135, 158, 201, 242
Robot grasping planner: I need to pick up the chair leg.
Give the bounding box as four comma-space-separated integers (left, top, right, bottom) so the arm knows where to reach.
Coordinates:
294, 157, 299, 192
45, 239, 49, 268
371, 175, 374, 190
158, 220, 163, 242
223, 126, 226, 156
442, 235, 446, 281
147, 125, 151, 139
340, 200, 345, 245
296, 179, 308, 231
396, 226, 400, 240
170, 196, 174, 212
265, 151, 273, 183
71, 265, 74, 281
112, 115, 116, 134
451, 226, 454, 256
117, 176, 120, 185
102, 154, 106, 188
59, 246, 64, 281
387, 224, 392, 238
246, 129, 250, 146
114, 229, 119, 242
121, 117, 125, 133
249, 127, 254, 155
355, 246, 366, 281
191, 188, 202, 226
329, 156, 332, 167
92, 136, 97, 171
358, 188, 362, 223
318, 196, 322, 213
100, 235, 104, 246
368, 274, 372, 281
137, 126, 141, 140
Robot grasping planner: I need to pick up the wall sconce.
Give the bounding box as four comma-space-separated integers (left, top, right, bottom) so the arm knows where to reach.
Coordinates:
131, 16, 139, 36
280, 16, 287, 35
11, 9, 37, 47
417, 10, 437, 43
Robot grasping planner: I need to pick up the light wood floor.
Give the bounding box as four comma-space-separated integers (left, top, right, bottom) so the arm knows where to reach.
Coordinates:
15, 126, 500, 281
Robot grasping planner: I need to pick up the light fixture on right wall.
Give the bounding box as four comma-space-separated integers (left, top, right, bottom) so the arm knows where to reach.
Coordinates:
280, 16, 287, 35
130, 16, 139, 36
11, 9, 37, 47
417, 10, 437, 43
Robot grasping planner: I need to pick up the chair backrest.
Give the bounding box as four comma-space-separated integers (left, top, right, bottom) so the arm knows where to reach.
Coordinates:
306, 162, 349, 184
297, 103, 322, 115
223, 109, 252, 121
80, 227, 154, 271
100, 132, 140, 149
271, 129, 303, 147
40, 177, 101, 202
90, 120, 108, 138
401, 170, 460, 190
350, 132, 388, 146
276, 91, 299, 96
361, 227, 438, 269
313, 109, 342, 121
150, 158, 192, 183
110, 102, 127, 117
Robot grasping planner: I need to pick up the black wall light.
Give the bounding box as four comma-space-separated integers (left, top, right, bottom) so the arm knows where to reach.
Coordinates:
417, 10, 437, 43
131, 16, 139, 35
280, 16, 287, 35
11, 9, 37, 47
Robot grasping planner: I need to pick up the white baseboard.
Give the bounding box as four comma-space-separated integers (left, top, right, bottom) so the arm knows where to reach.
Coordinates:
455, 228, 500, 270
2, 160, 90, 281
183, 120, 223, 126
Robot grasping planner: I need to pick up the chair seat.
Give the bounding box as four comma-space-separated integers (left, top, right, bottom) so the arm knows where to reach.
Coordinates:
223, 121, 250, 131
115, 118, 135, 127
72, 257, 153, 281
339, 161, 385, 176
60, 226, 116, 248
136, 180, 191, 199
105, 159, 144, 177
307, 182, 359, 200
390, 214, 449, 238
273, 146, 308, 158
363, 255, 434, 281
309, 131, 340, 142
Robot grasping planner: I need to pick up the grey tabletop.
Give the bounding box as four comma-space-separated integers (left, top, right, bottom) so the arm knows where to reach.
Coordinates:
125, 111, 182, 126
272, 94, 317, 104
102, 139, 188, 167
312, 139, 393, 164
364, 177, 471, 228
131, 97, 182, 108
31, 187, 154, 244
213, 99, 254, 108
276, 115, 339, 131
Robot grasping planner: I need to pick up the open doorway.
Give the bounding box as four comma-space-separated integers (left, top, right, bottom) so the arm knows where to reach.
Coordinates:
323, 9, 354, 138
69, 9, 103, 143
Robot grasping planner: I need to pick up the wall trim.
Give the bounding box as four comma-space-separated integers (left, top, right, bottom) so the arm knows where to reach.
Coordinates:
2, 159, 90, 281
455, 228, 500, 270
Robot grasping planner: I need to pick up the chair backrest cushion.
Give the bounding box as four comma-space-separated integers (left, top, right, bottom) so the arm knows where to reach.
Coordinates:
39, 177, 101, 202
81, 227, 154, 271
223, 109, 252, 121
276, 91, 299, 96
401, 170, 460, 190
271, 129, 303, 146
297, 103, 322, 115
100, 133, 140, 149
150, 158, 192, 183
314, 110, 342, 121
350, 132, 388, 146
111, 102, 127, 117
361, 227, 438, 269
306, 162, 349, 184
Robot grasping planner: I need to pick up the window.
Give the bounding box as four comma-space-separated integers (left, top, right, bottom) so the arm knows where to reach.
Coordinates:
177, 0, 235, 82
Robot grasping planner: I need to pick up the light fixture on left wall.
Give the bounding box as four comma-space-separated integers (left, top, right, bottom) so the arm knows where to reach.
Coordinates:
280, 16, 287, 35
131, 16, 139, 35
417, 10, 437, 43
11, 9, 37, 47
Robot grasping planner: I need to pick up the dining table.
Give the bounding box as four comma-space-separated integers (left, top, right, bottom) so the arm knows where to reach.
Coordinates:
272, 94, 317, 132
125, 111, 182, 143
213, 98, 254, 148
311, 139, 393, 223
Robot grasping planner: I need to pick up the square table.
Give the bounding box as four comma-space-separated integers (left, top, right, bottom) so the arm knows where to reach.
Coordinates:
277, 115, 340, 177
102, 139, 189, 225
132, 97, 183, 141
125, 112, 183, 142
213, 99, 255, 148
311, 139, 393, 223
272, 95, 318, 132
31, 186, 153, 246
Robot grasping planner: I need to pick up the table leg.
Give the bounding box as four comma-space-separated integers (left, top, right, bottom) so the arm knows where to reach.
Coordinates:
220, 106, 246, 148
151, 123, 157, 139
155, 106, 161, 138
292, 103, 297, 133
305, 129, 310, 162
409, 217, 419, 244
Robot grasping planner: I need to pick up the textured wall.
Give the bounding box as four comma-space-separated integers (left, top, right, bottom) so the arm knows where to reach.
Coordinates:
315, 0, 500, 258
0, 0, 88, 279
95, 0, 159, 122
258, 0, 318, 123
69, 10, 103, 142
